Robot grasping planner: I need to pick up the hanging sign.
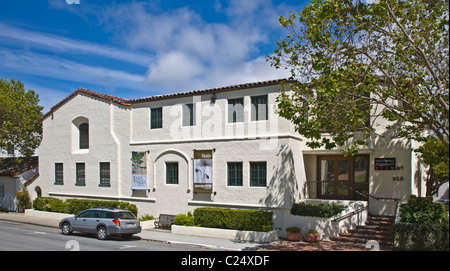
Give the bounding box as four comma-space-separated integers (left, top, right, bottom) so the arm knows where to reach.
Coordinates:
131, 151, 148, 190
193, 150, 213, 193
375, 158, 396, 170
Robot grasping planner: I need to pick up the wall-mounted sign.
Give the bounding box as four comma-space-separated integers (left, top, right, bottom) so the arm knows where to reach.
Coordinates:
132, 151, 148, 190
375, 158, 396, 170
193, 149, 213, 193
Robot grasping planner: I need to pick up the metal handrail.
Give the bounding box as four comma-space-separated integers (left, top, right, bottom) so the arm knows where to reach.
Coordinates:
306, 181, 401, 221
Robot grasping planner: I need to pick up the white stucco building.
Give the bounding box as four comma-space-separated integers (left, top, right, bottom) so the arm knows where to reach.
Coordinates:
27, 79, 427, 232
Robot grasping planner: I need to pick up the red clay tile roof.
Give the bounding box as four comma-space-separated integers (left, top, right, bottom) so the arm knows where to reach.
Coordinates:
0, 157, 39, 176
40, 87, 131, 121
40, 78, 295, 121
128, 78, 296, 103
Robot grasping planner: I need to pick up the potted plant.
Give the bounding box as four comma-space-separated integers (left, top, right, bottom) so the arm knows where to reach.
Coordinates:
304, 229, 320, 242
286, 227, 301, 241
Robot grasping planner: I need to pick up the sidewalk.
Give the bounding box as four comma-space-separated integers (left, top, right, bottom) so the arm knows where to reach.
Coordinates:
0, 212, 269, 251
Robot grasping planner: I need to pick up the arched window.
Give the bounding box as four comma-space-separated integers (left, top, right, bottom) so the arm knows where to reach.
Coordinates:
79, 123, 89, 149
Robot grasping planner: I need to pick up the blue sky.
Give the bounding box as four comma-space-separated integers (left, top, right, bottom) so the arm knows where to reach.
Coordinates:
0, 0, 307, 113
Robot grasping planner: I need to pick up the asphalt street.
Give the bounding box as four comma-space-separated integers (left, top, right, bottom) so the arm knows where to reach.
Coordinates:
0, 220, 211, 251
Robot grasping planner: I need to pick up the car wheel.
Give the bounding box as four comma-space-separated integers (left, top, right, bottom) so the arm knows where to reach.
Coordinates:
61, 222, 72, 235
97, 226, 108, 240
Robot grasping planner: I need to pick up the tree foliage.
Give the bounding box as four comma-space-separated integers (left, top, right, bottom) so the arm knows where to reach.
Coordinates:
268, 0, 449, 155
0, 78, 43, 157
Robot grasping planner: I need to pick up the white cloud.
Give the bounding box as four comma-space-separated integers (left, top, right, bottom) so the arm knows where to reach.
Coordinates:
0, 23, 153, 67
0, 49, 145, 90
98, 1, 293, 92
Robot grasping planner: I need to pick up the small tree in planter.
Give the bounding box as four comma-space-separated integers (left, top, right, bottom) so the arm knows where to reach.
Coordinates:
305, 229, 320, 243
286, 227, 301, 241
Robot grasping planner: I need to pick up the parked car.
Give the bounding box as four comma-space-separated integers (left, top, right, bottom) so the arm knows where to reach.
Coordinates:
59, 208, 141, 240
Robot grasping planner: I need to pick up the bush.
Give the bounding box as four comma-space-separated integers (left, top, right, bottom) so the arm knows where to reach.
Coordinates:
393, 195, 449, 251
392, 221, 449, 251
32, 197, 65, 213
174, 211, 196, 226
139, 214, 155, 221
193, 207, 273, 232
32, 197, 138, 216
291, 202, 347, 218
399, 195, 446, 223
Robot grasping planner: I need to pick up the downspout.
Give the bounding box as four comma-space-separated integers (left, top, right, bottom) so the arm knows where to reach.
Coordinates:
110, 101, 122, 199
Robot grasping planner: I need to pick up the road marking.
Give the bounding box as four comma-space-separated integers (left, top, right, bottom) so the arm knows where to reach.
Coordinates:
119, 245, 137, 249
27, 231, 46, 235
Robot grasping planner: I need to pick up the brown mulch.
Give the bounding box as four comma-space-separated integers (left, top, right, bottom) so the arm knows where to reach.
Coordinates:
262, 240, 393, 251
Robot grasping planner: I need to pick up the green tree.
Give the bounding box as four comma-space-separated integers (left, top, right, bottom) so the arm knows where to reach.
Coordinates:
0, 78, 43, 157
268, 0, 449, 156
415, 136, 449, 196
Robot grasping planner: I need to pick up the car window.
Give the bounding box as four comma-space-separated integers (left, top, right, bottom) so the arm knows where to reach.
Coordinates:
78, 210, 93, 218
91, 210, 101, 218
117, 212, 136, 219
101, 211, 115, 219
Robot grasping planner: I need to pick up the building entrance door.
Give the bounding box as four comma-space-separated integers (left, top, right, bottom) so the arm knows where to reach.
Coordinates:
317, 156, 352, 200
317, 155, 370, 200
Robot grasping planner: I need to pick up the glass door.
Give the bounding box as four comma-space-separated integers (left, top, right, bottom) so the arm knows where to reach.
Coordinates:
317, 156, 352, 200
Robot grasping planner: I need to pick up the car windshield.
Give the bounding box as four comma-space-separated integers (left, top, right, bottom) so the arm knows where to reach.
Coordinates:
117, 212, 136, 219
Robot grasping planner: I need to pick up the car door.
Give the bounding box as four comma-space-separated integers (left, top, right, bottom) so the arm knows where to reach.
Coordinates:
83, 210, 102, 234
72, 210, 93, 232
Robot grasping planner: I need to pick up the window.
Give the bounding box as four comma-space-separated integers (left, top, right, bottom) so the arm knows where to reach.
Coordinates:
251, 95, 268, 121
99, 162, 110, 187
227, 162, 243, 186
151, 107, 163, 129
250, 162, 266, 187
55, 163, 64, 184
228, 98, 244, 123
76, 163, 85, 186
79, 123, 89, 149
183, 103, 195, 126
166, 162, 179, 184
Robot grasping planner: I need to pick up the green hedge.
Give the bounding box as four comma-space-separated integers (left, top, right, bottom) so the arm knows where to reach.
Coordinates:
392, 221, 449, 251
32, 197, 138, 216
290, 202, 347, 218
32, 197, 65, 213
393, 195, 449, 251
192, 207, 273, 232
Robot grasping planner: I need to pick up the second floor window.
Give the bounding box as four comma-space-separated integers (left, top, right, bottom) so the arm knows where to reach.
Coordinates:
79, 123, 89, 149
151, 107, 163, 129
228, 98, 244, 123
183, 103, 195, 126
251, 95, 268, 121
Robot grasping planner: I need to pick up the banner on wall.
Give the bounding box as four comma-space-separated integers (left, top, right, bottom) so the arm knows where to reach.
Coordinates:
193, 149, 213, 193
131, 151, 148, 190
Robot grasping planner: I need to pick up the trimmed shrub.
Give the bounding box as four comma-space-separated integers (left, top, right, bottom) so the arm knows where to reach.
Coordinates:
174, 211, 196, 226
32, 197, 65, 213
290, 202, 347, 218
392, 221, 449, 251
193, 207, 273, 232
32, 197, 138, 216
